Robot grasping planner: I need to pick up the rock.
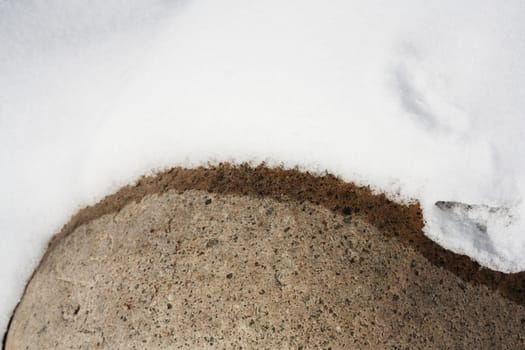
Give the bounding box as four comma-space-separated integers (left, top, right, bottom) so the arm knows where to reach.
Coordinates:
5, 190, 525, 349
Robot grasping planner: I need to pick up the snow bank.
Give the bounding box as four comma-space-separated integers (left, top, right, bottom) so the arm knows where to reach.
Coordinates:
1, 0, 525, 335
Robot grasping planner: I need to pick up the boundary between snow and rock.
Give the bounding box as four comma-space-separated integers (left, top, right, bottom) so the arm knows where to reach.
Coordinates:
3, 163, 525, 346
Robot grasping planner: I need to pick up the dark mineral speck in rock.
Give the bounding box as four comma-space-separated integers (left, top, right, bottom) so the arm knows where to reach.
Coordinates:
226, 273, 233, 279
206, 239, 219, 248
342, 206, 352, 215
205, 198, 212, 205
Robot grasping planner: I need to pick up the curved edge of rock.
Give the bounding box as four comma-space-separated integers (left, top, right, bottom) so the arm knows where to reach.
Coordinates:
4, 164, 525, 348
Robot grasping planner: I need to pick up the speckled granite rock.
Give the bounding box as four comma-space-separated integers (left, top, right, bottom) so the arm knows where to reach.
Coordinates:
5, 190, 525, 349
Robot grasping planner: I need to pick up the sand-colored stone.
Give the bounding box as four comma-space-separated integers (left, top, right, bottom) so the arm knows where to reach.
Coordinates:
6, 190, 525, 349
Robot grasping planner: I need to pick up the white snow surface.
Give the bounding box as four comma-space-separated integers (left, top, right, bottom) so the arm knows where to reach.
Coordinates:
1, 0, 525, 334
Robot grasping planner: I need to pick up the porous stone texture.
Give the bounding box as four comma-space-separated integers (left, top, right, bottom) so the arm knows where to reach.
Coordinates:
6, 190, 525, 349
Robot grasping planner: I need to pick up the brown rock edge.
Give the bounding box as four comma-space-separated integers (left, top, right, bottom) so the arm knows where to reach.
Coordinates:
4, 163, 525, 347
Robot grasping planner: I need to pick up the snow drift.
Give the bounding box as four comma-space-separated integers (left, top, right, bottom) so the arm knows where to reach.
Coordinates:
1, 0, 525, 335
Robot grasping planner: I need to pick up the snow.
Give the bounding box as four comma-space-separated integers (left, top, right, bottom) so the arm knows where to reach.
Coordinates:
1, 0, 525, 335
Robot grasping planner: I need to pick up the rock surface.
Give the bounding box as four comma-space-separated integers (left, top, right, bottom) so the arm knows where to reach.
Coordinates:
5, 189, 525, 349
